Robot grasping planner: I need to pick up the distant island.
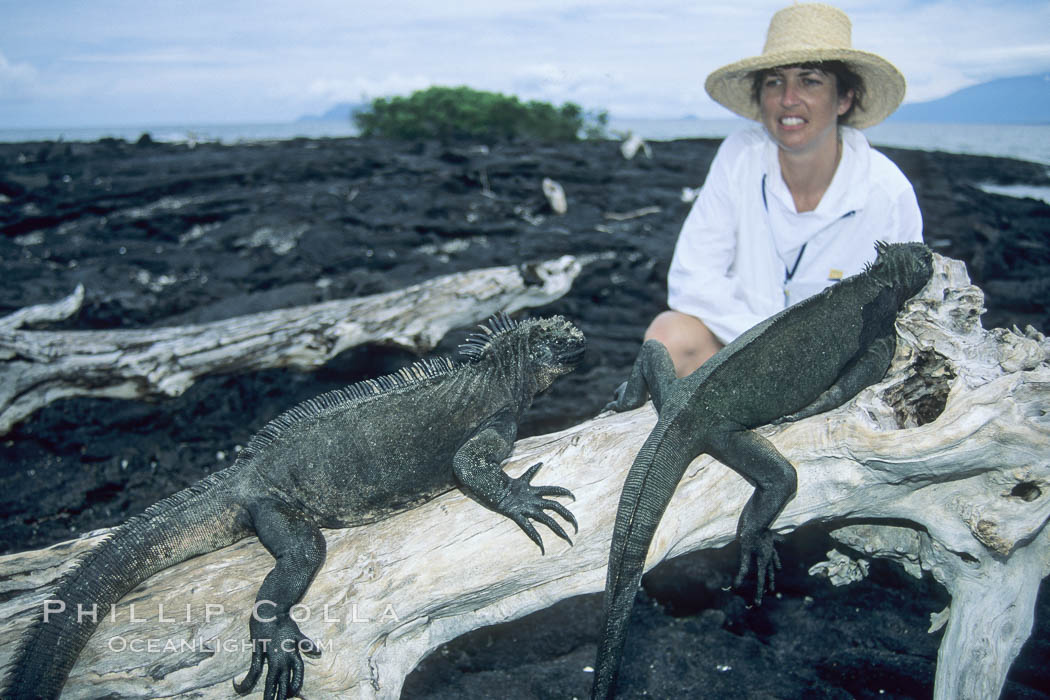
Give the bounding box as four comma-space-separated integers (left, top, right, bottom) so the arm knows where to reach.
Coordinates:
890, 73, 1049, 125
296, 102, 367, 123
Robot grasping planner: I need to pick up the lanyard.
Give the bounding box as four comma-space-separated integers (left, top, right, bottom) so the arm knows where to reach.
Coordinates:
761, 174, 807, 289
761, 174, 856, 305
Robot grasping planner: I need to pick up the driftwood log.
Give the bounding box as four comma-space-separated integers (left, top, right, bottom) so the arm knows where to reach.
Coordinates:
0, 256, 580, 436
1, 253, 1047, 699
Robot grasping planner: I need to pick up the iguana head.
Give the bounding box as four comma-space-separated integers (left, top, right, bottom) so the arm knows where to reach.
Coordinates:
459, 313, 586, 392
523, 315, 587, 391
869, 241, 934, 305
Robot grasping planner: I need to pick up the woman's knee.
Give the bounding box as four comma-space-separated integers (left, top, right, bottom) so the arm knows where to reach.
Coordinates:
644, 311, 723, 375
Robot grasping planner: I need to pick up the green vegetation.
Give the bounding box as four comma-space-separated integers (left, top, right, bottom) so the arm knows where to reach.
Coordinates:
353, 86, 607, 142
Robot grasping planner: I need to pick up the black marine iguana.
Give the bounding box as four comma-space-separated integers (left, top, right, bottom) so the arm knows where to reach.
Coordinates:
3, 313, 586, 700
592, 242, 933, 698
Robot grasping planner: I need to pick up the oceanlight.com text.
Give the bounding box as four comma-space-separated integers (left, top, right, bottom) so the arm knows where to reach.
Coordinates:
107, 636, 336, 655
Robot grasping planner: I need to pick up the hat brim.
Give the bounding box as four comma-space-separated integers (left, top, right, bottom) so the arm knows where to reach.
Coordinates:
704, 48, 906, 129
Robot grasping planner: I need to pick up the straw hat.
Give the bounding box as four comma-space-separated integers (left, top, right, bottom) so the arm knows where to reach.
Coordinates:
704, 3, 905, 129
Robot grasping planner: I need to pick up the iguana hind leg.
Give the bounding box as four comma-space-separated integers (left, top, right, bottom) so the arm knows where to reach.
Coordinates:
234, 498, 326, 699
708, 428, 798, 604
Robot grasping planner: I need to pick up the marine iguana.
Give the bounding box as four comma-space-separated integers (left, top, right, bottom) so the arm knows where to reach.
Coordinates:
3, 313, 585, 700
592, 242, 933, 698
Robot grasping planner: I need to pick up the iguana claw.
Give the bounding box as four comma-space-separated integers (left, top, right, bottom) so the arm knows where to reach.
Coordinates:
500, 462, 577, 554
234, 614, 321, 700
734, 529, 782, 605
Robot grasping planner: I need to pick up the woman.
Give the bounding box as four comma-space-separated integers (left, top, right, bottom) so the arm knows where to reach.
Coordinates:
648, 3, 923, 376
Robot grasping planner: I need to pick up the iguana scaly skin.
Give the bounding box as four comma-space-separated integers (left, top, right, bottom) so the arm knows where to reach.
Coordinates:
592, 242, 933, 698
3, 313, 585, 700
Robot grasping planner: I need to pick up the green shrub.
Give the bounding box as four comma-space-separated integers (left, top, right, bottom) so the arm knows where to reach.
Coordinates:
353, 86, 607, 142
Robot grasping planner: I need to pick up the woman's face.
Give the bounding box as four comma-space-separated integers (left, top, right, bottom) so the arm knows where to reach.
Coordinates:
758, 66, 853, 156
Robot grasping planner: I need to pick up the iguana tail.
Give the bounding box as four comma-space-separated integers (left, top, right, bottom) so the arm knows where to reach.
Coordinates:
592, 422, 692, 699
2, 465, 252, 699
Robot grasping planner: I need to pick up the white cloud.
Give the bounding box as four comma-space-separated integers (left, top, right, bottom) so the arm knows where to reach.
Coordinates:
303, 74, 433, 104
0, 51, 37, 91
509, 63, 620, 102
64, 47, 261, 66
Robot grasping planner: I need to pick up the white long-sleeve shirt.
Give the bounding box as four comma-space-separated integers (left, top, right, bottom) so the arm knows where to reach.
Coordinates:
667, 124, 923, 343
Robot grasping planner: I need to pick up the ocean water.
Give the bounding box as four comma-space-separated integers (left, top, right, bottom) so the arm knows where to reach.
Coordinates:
0, 120, 360, 147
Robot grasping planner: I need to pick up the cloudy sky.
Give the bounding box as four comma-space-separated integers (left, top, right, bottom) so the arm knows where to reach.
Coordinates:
1, 0, 1047, 129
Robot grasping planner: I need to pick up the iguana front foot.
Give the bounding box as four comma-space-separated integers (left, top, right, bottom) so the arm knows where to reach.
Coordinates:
734, 529, 782, 605
498, 462, 577, 554
602, 381, 630, 413
234, 614, 322, 700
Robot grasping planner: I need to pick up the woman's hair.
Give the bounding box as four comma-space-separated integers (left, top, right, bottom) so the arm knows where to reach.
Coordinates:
750, 60, 866, 124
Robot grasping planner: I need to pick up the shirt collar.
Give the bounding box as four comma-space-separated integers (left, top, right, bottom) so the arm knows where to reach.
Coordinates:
763, 126, 870, 219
